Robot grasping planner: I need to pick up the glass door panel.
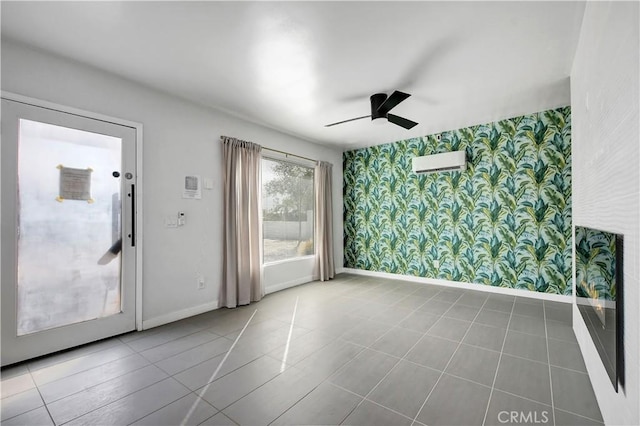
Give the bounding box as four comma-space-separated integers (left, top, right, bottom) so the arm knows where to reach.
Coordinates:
17, 119, 123, 335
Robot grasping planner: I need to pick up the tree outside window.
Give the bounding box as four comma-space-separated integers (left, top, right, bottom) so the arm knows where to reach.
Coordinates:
262, 158, 314, 263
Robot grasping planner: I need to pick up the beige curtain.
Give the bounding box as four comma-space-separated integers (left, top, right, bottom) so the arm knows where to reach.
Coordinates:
220, 136, 263, 308
314, 161, 335, 281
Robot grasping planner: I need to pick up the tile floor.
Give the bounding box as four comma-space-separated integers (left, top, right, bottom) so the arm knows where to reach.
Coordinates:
1, 274, 603, 426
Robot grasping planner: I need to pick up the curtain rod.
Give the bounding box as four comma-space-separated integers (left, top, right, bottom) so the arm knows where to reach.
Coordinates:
263, 147, 316, 163
220, 135, 316, 163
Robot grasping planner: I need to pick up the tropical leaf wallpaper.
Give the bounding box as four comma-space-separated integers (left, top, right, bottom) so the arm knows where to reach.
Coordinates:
575, 226, 617, 301
343, 106, 572, 294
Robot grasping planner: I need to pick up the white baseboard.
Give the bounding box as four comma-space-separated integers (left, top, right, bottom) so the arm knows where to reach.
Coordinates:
266, 275, 316, 294
142, 300, 219, 330
335, 266, 345, 274
341, 268, 572, 303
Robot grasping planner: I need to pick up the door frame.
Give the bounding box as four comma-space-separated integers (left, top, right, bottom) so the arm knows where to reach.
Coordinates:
1, 91, 144, 332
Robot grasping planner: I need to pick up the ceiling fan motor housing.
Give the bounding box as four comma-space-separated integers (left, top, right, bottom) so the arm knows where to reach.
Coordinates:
370, 93, 388, 120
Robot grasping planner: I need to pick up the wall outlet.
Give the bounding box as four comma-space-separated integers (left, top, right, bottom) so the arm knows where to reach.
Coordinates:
197, 275, 205, 290
433, 260, 440, 268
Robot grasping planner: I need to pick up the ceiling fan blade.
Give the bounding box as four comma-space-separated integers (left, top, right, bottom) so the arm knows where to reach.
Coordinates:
388, 113, 418, 130
324, 115, 371, 127
376, 91, 411, 116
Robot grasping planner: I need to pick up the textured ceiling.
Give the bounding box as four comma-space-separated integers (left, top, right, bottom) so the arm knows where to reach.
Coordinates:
1, 1, 585, 149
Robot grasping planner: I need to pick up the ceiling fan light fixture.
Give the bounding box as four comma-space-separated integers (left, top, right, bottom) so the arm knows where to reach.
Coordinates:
324, 90, 418, 129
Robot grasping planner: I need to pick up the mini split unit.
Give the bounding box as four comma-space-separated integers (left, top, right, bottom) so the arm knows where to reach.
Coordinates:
412, 150, 467, 174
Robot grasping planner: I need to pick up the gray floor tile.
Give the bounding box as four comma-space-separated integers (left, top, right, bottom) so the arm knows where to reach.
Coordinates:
155, 337, 233, 375
475, 309, 511, 328
207, 312, 258, 336
197, 355, 283, 410
222, 366, 323, 426
1, 406, 53, 426
444, 304, 481, 321
295, 340, 363, 379
427, 317, 472, 341
513, 301, 545, 318
490, 294, 516, 303
368, 360, 440, 418
272, 382, 361, 426
199, 412, 237, 425
47, 364, 168, 425
508, 314, 546, 337
406, 335, 459, 371
233, 325, 309, 356
39, 353, 150, 403
302, 314, 361, 337
412, 286, 441, 299
432, 289, 463, 303
339, 320, 392, 347
65, 378, 190, 426
31, 344, 134, 386
545, 305, 572, 323
131, 393, 218, 426
419, 299, 453, 316
416, 374, 491, 426
551, 366, 603, 422
393, 294, 429, 310
554, 408, 604, 425
548, 339, 587, 372
391, 283, 421, 294
546, 319, 577, 343
503, 330, 548, 363
127, 322, 207, 352
373, 306, 413, 326
483, 298, 514, 313
0, 388, 44, 421
140, 330, 220, 363
454, 292, 488, 308
329, 348, 398, 396
351, 302, 389, 319
397, 310, 440, 333
267, 329, 334, 365
445, 344, 500, 386
494, 355, 552, 405
462, 323, 507, 352
27, 339, 123, 372
173, 346, 263, 391
224, 318, 287, 340
342, 400, 412, 426
484, 389, 552, 426
0, 373, 35, 399
370, 291, 409, 306
370, 327, 423, 357
544, 300, 569, 310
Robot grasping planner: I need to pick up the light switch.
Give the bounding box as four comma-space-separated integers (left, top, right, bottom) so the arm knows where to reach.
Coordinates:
165, 216, 178, 228
203, 178, 214, 190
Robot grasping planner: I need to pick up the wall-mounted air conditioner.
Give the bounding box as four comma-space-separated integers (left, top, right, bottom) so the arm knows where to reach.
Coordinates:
412, 150, 467, 174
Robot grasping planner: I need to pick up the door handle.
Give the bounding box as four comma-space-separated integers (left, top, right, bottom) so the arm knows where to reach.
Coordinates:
129, 184, 136, 247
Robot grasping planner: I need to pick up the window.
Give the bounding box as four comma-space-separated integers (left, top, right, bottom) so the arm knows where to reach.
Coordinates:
262, 157, 314, 263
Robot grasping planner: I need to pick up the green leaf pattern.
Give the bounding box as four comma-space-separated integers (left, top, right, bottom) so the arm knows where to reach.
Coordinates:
343, 106, 572, 295
575, 227, 616, 301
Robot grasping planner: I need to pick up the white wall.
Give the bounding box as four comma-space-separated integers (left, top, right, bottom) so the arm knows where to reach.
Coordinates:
570, 2, 639, 424
1, 39, 343, 327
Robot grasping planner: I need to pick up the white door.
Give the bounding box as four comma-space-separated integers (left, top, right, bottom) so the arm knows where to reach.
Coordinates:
1, 98, 137, 366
